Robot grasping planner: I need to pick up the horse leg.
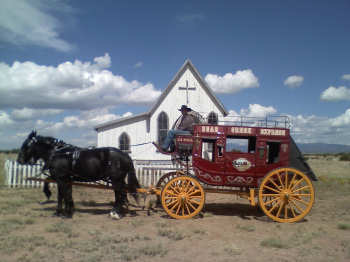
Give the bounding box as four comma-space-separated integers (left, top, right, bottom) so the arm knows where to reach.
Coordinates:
54, 182, 64, 217
63, 183, 74, 218
39, 182, 52, 205
110, 178, 124, 220
43, 181, 52, 200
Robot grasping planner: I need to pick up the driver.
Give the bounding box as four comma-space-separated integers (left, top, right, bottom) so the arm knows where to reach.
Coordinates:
160, 105, 196, 152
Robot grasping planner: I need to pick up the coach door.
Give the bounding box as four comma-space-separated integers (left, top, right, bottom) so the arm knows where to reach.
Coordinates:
224, 135, 257, 184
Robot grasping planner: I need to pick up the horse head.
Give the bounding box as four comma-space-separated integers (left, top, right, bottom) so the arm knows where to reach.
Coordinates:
17, 130, 57, 165
17, 131, 40, 165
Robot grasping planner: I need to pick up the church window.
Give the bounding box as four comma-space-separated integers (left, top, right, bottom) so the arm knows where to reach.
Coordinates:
158, 112, 169, 145
119, 132, 130, 152
208, 112, 218, 125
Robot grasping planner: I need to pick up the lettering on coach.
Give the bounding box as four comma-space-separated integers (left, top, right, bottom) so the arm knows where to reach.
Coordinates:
230, 127, 252, 135
260, 129, 286, 136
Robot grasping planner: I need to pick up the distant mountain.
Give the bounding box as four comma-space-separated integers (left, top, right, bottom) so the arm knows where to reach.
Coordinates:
297, 143, 350, 154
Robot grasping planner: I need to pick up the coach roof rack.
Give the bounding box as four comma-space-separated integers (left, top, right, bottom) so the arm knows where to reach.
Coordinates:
216, 115, 290, 129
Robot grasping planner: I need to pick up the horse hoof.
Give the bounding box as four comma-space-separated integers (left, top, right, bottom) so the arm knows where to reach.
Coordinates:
52, 212, 64, 218
110, 211, 121, 220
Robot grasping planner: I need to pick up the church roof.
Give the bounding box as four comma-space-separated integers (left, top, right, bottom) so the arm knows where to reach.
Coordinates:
95, 59, 228, 131
148, 59, 228, 117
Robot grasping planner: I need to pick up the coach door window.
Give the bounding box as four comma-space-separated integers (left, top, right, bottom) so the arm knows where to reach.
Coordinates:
266, 141, 280, 164
226, 136, 256, 153
201, 139, 215, 162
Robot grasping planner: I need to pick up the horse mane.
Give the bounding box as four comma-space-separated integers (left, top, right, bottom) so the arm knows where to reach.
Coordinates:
36, 135, 79, 151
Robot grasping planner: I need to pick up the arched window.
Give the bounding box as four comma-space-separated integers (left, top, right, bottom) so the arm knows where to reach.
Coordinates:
208, 111, 218, 125
119, 132, 130, 152
158, 112, 169, 145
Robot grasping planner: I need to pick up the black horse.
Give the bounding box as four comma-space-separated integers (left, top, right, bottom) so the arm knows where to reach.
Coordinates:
17, 131, 140, 219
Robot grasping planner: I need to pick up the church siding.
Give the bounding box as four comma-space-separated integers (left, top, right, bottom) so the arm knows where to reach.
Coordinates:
95, 60, 228, 161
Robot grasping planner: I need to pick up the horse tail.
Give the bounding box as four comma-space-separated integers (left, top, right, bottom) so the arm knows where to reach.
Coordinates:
128, 166, 140, 193
127, 163, 140, 205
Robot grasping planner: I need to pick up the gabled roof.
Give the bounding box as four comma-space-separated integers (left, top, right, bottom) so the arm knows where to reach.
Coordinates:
148, 59, 228, 117
95, 59, 228, 131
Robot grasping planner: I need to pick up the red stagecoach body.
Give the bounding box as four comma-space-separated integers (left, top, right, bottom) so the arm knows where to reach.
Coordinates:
174, 120, 316, 188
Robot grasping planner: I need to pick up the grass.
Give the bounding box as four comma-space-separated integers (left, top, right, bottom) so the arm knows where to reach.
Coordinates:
338, 223, 350, 230
236, 224, 255, 232
260, 237, 289, 249
224, 243, 242, 255
157, 228, 186, 241
0, 235, 47, 255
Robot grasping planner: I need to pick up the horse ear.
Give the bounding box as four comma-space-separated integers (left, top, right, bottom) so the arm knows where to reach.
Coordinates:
29, 130, 37, 139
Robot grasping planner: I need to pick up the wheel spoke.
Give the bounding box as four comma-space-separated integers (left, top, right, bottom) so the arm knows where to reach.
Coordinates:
262, 193, 279, 197
277, 172, 284, 188
289, 198, 304, 213
188, 189, 202, 197
268, 178, 281, 190
165, 191, 178, 197
292, 185, 310, 194
288, 173, 297, 190
187, 185, 196, 194
263, 185, 281, 194
291, 193, 312, 197
187, 199, 197, 210
264, 196, 280, 206
164, 196, 177, 200
284, 204, 288, 219
289, 202, 297, 218
284, 170, 288, 188
184, 201, 191, 214
171, 184, 180, 194
276, 202, 283, 218
175, 201, 182, 215
188, 198, 200, 206
290, 196, 310, 206
168, 200, 180, 211
267, 199, 281, 214
290, 177, 304, 191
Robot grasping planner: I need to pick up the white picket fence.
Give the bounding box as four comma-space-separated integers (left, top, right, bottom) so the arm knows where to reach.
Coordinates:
3, 160, 180, 188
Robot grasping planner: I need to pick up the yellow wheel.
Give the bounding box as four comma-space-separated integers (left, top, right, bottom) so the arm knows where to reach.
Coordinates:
161, 176, 205, 219
155, 171, 183, 205
258, 167, 315, 223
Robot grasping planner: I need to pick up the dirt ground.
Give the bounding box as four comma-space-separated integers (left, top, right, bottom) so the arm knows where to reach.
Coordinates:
1, 158, 350, 262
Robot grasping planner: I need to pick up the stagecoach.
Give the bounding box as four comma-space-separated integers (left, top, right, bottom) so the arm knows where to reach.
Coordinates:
22, 116, 316, 223
152, 116, 317, 223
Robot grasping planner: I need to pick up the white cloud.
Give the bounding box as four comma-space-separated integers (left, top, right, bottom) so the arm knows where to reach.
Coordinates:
0, 110, 13, 126
225, 105, 350, 145
205, 69, 259, 94
239, 104, 277, 118
134, 62, 143, 68
331, 109, 350, 127
320, 86, 350, 101
342, 74, 350, 81
0, 53, 161, 110
11, 108, 63, 121
0, 0, 74, 52
176, 13, 205, 23
284, 75, 304, 88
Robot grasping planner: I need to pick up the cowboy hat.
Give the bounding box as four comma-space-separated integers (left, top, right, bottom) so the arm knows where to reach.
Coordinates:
178, 105, 192, 111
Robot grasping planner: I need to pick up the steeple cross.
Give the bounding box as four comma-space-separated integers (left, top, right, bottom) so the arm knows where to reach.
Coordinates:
178, 80, 196, 105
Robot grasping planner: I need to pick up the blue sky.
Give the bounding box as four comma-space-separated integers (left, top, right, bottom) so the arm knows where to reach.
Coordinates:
1, 0, 350, 149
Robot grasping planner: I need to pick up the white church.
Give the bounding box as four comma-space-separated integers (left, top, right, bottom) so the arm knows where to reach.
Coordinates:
94, 59, 228, 162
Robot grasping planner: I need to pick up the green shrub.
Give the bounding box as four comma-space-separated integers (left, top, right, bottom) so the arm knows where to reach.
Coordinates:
338, 223, 350, 230
339, 153, 350, 161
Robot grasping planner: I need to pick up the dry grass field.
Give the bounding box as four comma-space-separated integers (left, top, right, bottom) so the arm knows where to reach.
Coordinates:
0, 153, 349, 262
